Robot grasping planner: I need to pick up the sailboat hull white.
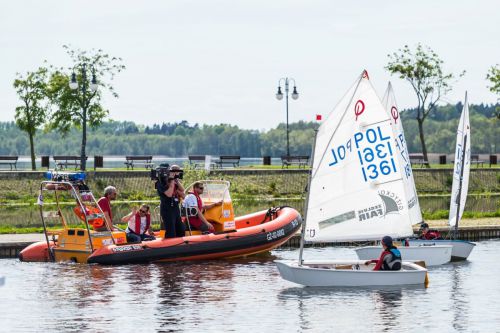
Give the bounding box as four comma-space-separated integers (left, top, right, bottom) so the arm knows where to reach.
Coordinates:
407, 239, 475, 261
275, 260, 427, 287
354, 245, 452, 266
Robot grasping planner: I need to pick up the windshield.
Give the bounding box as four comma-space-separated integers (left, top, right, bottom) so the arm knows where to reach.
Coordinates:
187, 180, 231, 202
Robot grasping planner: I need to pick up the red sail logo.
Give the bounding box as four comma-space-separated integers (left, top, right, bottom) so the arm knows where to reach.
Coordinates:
391, 106, 399, 124
354, 100, 365, 121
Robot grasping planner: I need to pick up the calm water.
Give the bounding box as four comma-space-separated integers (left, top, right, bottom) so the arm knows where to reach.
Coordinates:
10, 156, 282, 170
1, 240, 499, 332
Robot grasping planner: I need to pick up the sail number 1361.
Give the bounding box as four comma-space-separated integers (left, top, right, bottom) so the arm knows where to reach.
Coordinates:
357, 141, 397, 182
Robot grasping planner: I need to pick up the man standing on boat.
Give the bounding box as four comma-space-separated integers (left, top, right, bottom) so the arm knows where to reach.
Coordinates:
156, 165, 186, 238
97, 186, 117, 231
182, 182, 221, 234
365, 236, 402, 271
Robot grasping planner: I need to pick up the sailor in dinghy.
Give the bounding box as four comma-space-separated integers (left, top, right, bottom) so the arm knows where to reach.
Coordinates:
275, 70, 429, 287
355, 82, 452, 267
407, 93, 476, 261
365, 236, 402, 271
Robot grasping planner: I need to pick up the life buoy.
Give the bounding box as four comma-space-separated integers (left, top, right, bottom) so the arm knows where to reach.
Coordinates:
73, 206, 105, 229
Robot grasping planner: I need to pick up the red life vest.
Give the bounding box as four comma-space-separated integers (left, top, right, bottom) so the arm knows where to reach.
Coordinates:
186, 192, 203, 229
130, 212, 151, 235
423, 230, 442, 240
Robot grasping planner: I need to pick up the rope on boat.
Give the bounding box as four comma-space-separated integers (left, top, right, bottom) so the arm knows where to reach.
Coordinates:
260, 206, 290, 224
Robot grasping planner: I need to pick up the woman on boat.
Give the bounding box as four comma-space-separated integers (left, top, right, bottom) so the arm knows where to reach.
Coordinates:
365, 236, 402, 271
122, 204, 156, 243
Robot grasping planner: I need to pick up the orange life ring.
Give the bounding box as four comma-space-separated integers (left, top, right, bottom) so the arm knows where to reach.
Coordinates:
73, 206, 105, 229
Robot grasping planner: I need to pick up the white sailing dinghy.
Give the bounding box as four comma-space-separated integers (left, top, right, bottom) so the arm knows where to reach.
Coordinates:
355, 82, 452, 266
275, 70, 428, 287
408, 93, 476, 260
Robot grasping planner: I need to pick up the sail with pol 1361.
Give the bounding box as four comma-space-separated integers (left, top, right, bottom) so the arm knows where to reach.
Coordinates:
381, 82, 423, 226
304, 70, 415, 242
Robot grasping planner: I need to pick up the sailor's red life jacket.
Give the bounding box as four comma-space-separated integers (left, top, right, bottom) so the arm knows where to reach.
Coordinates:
129, 212, 151, 235
421, 230, 443, 240
186, 191, 204, 229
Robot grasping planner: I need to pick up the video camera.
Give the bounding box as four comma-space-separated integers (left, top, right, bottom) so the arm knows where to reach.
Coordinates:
150, 163, 184, 186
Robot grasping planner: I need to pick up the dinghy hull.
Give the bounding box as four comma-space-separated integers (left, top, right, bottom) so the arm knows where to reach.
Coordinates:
275, 259, 427, 287
355, 245, 452, 266
406, 239, 475, 261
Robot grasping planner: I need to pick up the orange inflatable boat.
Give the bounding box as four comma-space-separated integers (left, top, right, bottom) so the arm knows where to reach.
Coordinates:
19, 175, 301, 264
87, 206, 300, 264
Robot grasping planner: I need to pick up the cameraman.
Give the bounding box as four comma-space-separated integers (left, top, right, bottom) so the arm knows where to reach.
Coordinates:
156, 164, 186, 238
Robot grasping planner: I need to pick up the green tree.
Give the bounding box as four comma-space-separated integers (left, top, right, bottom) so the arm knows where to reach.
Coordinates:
386, 44, 464, 165
13, 67, 50, 170
47, 45, 125, 170
486, 64, 500, 119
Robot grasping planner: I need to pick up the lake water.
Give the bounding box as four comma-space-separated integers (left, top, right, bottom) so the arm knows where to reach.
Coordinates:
1, 240, 499, 332
11, 156, 281, 170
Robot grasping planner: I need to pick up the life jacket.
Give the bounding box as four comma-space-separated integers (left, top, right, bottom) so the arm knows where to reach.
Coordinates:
128, 212, 151, 235
73, 206, 105, 229
422, 230, 443, 240
185, 191, 203, 229
382, 247, 402, 271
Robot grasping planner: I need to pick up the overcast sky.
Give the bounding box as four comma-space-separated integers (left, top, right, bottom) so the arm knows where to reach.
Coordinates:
0, 0, 498, 130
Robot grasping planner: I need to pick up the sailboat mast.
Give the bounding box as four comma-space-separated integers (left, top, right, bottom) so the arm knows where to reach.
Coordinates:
453, 133, 467, 239
298, 128, 319, 266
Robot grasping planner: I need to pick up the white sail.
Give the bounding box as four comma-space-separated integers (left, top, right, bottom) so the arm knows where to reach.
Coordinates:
381, 82, 423, 225
305, 71, 414, 242
448, 93, 471, 227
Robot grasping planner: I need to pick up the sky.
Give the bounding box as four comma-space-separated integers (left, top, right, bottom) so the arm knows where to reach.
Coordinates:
0, 0, 498, 130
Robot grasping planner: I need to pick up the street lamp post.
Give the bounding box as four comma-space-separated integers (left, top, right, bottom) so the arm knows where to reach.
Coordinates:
276, 78, 299, 157
69, 63, 98, 171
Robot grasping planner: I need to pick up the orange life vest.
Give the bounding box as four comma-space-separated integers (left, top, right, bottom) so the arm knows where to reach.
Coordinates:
73, 206, 105, 229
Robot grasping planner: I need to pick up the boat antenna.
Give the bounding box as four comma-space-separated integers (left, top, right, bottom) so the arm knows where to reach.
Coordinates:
298, 127, 319, 266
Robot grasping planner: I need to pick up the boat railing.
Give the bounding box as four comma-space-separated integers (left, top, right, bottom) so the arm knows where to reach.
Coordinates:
39, 177, 119, 260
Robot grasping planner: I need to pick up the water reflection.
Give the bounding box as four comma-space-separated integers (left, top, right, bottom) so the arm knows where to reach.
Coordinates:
450, 261, 471, 332
2, 242, 500, 332
371, 289, 403, 332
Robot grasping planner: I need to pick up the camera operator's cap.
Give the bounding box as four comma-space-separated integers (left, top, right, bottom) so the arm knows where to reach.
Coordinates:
170, 164, 181, 171
381, 235, 393, 246
419, 222, 429, 230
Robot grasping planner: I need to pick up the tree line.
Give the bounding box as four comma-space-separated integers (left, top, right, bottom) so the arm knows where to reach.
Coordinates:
1, 103, 498, 157
10, 44, 500, 169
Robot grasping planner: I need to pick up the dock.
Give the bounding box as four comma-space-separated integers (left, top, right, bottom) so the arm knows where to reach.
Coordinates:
281, 225, 500, 248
